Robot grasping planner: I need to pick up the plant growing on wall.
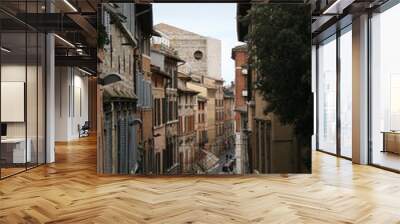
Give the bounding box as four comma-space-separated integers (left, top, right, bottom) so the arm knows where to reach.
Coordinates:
98, 25, 110, 49
243, 4, 312, 169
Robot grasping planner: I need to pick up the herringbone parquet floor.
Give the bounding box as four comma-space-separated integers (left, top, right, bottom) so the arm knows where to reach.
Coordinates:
1, 136, 400, 224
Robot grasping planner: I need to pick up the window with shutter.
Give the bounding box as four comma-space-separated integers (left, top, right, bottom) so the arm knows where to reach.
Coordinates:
143, 81, 147, 107
147, 82, 151, 107
157, 99, 161, 125
174, 100, 176, 120
153, 99, 156, 126
162, 98, 167, 124
145, 81, 150, 108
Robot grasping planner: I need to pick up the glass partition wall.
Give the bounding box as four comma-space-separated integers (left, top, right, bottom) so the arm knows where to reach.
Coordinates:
370, 3, 400, 171
339, 27, 352, 159
316, 25, 353, 159
317, 35, 337, 155
0, 1, 46, 179
315, 1, 400, 171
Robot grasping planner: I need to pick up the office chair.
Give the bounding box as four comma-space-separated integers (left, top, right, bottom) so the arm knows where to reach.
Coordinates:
79, 121, 90, 138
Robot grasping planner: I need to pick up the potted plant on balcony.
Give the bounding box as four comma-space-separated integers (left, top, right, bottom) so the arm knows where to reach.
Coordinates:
97, 25, 110, 62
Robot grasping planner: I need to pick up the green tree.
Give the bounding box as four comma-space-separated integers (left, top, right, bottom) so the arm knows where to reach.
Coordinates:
243, 4, 312, 169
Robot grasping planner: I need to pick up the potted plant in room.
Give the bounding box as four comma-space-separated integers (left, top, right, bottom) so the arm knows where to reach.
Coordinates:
97, 25, 110, 62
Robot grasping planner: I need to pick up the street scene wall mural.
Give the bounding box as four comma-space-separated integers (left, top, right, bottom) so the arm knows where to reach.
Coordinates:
97, 2, 312, 175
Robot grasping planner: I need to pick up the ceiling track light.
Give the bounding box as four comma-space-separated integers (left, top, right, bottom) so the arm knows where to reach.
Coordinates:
322, 0, 355, 15
54, 34, 75, 48
323, 0, 342, 15
1, 47, 11, 53
78, 67, 94, 76
63, 0, 78, 12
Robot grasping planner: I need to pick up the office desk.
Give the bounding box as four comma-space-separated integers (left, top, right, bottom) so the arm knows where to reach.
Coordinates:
382, 131, 400, 154
1, 138, 31, 164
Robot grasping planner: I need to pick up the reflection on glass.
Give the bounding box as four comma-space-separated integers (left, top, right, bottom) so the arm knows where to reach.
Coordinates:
340, 28, 352, 158
27, 32, 38, 169
0, 1, 47, 178
38, 33, 46, 165
390, 76, 400, 130
318, 35, 337, 154
1, 32, 27, 177
371, 3, 400, 171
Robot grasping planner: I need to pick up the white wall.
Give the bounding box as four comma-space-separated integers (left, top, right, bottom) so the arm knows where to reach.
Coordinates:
206, 37, 221, 79
1, 65, 37, 137
1, 63, 46, 164
150, 50, 165, 70
1, 65, 26, 138
55, 67, 89, 141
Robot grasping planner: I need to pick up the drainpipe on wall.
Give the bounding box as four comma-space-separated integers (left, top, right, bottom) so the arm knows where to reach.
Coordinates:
246, 61, 253, 173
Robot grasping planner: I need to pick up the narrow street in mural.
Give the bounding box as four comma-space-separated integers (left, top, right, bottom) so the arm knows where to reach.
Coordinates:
97, 3, 311, 175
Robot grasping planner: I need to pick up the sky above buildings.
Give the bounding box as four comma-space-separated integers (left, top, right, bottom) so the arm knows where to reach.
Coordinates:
153, 3, 243, 84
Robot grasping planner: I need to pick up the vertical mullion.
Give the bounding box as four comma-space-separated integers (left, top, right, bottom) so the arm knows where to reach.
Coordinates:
315, 44, 319, 151
25, 0, 28, 171
73, 68, 75, 118
367, 11, 373, 165
36, 0, 39, 167
44, 3, 47, 164
337, 34, 340, 155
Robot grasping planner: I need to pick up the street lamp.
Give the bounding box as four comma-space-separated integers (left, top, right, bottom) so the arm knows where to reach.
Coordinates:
241, 66, 248, 75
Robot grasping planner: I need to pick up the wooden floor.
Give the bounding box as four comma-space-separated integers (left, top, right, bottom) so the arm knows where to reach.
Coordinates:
1, 167, 26, 178
1, 136, 400, 223
373, 150, 400, 171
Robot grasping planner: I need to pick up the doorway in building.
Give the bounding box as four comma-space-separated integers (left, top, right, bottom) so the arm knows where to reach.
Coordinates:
50, 0, 98, 163
54, 67, 97, 143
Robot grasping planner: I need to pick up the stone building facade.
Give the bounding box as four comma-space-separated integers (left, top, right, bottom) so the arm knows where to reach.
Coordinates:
177, 72, 199, 173
153, 23, 221, 79
186, 81, 209, 151
224, 85, 235, 154
234, 5, 301, 173
151, 34, 181, 174
97, 3, 153, 174
214, 79, 225, 155
196, 96, 208, 150
151, 31, 185, 174
134, 4, 154, 175
150, 50, 169, 174
140, 50, 154, 175
155, 23, 227, 161
231, 44, 249, 174
231, 44, 248, 132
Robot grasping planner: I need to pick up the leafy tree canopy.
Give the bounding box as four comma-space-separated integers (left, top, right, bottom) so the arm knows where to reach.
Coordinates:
244, 4, 312, 147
